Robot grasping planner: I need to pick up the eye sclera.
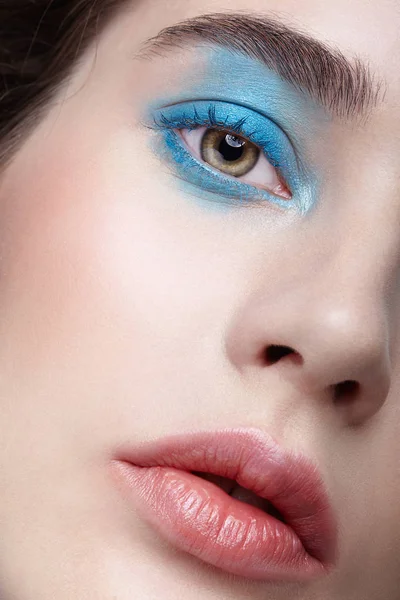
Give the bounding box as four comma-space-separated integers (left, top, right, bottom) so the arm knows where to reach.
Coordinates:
178, 125, 293, 201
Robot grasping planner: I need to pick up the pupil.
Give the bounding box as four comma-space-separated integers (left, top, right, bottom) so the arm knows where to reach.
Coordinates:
218, 134, 245, 162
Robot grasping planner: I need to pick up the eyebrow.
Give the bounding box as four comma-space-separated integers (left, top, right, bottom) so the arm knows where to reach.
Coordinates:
138, 12, 385, 121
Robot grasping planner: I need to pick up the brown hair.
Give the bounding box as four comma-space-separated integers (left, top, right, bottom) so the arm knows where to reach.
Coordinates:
0, 0, 127, 168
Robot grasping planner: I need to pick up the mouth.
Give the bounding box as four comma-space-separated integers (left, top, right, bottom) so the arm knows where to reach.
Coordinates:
111, 427, 338, 583
192, 471, 286, 522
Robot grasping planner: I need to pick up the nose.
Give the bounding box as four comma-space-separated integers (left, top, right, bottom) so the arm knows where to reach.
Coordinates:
225, 261, 392, 426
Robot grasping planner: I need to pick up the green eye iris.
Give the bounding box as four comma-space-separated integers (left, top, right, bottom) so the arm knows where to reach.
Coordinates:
201, 129, 260, 177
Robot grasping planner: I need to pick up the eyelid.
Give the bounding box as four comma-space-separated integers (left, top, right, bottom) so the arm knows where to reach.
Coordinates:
152, 101, 295, 167
147, 99, 315, 213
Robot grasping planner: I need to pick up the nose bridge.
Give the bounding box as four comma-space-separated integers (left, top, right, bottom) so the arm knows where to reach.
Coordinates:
304, 178, 400, 331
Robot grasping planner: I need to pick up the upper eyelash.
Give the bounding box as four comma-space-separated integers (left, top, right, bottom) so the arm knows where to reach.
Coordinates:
150, 105, 281, 170
154, 105, 250, 133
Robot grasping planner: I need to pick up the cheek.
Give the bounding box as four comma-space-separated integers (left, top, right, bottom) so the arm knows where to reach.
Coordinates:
0, 127, 248, 450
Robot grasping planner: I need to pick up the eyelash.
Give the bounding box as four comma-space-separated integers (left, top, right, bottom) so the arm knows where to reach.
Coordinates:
156, 106, 270, 159
147, 101, 305, 210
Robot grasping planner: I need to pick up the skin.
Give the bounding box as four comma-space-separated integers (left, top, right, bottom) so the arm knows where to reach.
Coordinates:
0, 0, 400, 598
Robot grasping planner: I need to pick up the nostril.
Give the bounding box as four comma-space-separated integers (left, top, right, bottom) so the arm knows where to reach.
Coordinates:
332, 380, 360, 405
263, 344, 301, 366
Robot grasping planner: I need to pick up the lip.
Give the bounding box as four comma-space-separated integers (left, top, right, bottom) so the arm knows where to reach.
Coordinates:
111, 427, 338, 583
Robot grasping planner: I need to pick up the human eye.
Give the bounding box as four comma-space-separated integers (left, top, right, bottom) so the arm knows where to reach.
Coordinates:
179, 126, 291, 201
146, 100, 307, 210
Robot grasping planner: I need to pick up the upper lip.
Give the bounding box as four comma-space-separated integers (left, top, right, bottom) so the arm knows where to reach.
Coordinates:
115, 427, 338, 568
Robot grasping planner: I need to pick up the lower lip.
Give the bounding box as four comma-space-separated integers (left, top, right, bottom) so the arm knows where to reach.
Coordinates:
113, 462, 327, 582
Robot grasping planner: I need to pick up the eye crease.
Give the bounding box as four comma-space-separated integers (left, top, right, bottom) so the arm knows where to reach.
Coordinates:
179, 126, 292, 200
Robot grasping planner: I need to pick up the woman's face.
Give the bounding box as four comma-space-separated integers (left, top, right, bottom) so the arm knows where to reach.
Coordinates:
1, 0, 400, 598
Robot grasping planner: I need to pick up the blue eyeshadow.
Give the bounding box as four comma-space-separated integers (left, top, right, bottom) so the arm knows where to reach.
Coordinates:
143, 46, 322, 213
